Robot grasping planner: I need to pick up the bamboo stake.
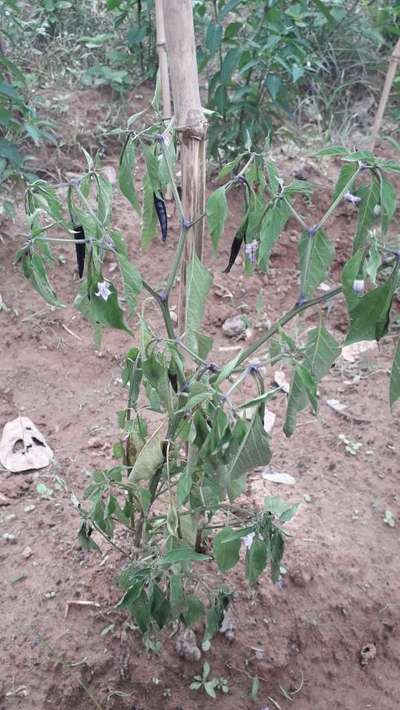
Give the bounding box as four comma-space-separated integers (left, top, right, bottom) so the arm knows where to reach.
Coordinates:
162, 0, 208, 330
154, 0, 172, 201
370, 38, 400, 152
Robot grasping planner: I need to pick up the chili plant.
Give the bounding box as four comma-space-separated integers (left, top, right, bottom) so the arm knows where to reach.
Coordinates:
17, 106, 400, 643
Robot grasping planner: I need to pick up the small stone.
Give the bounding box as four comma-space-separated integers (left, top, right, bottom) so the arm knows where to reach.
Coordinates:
24, 504, 36, 513
22, 546, 33, 559
0, 493, 10, 506
3, 532, 17, 543
222, 314, 247, 339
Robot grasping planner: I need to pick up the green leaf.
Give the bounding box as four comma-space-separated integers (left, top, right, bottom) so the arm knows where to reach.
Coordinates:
333, 161, 358, 201
169, 573, 184, 614
96, 174, 112, 225
314, 146, 350, 157
213, 526, 241, 572
160, 548, 210, 565
258, 200, 290, 270
250, 676, 260, 700
342, 249, 364, 314
87, 281, 131, 333
183, 594, 205, 627
185, 254, 213, 356
221, 411, 271, 501
270, 528, 284, 582
206, 21, 223, 53
390, 339, 400, 410
140, 174, 157, 249
220, 47, 242, 83
345, 273, 397, 345
299, 229, 334, 299
207, 186, 228, 254
115, 251, 142, 315
150, 584, 171, 628
118, 135, 140, 214
380, 177, 396, 233
283, 365, 318, 437
304, 324, 340, 382
264, 496, 299, 520
131, 591, 151, 633
353, 179, 380, 254
215, 350, 243, 385
177, 467, 192, 505
245, 537, 268, 584
266, 74, 281, 100
115, 581, 144, 609
129, 426, 164, 481
23, 252, 64, 309
218, 0, 245, 21
78, 521, 100, 552
142, 143, 160, 192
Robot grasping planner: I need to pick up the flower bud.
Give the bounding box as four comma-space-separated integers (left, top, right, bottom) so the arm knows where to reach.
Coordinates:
352, 278, 365, 295
373, 204, 381, 216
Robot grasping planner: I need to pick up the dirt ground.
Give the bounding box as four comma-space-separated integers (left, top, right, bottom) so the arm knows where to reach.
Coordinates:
1, 86, 400, 710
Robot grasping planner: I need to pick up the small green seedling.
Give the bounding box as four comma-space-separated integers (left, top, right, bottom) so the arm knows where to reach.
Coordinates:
190, 662, 229, 698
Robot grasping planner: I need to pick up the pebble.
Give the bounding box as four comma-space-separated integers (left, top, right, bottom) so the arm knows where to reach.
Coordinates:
22, 546, 33, 559
24, 504, 36, 513
222, 314, 247, 339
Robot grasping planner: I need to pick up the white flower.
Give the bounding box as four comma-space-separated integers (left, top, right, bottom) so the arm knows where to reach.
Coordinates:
242, 533, 255, 549
344, 192, 361, 205
95, 280, 112, 301
245, 239, 258, 264
352, 279, 365, 295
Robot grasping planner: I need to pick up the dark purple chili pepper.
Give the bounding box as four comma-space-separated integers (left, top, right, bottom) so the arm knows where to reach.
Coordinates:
154, 192, 168, 242
223, 217, 248, 273
73, 225, 85, 278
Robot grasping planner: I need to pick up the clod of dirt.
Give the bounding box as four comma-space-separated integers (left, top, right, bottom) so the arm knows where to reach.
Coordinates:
119, 625, 130, 680
222, 315, 247, 339
22, 546, 33, 559
289, 566, 314, 588
175, 628, 201, 661
0, 416, 53, 473
219, 608, 236, 641
360, 643, 377, 666
0, 493, 10, 506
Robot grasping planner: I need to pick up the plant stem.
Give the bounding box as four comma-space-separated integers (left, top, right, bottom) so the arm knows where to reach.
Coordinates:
236, 285, 342, 367
165, 226, 189, 294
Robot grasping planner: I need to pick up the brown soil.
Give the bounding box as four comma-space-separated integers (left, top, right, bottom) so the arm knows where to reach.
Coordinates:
1, 87, 400, 710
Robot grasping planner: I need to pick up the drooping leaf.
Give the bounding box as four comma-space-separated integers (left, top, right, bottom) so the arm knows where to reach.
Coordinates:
150, 584, 171, 628
115, 252, 142, 315
221, 411, 271, 501
129, 426, 164, 481
380, 177, 396, 233
207, 186, 228, 254
298, 229, 334, 299
333, 161, 358, 201
304, 324, 340, 382
264, 496, 299, 522
258, 200, 291, 270
118, 135, 140, 214
183, 594, 205, 626
353, 179, 380, 254
342, 249, 364, 314
390, 339, 400, 410
283, 365, 318, 437
160, 548, 210, 565
245, 536, 268, 584
213, 526, 241, 572
22, 252, 64, 308
185, 254, 213, 356
140, 173, 157, 249
345, 273, 397, 345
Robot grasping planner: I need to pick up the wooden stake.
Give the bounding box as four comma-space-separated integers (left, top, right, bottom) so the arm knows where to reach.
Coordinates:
154, 0, 172, 204
370, 38, 400, 152
162, 0, 207, 330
